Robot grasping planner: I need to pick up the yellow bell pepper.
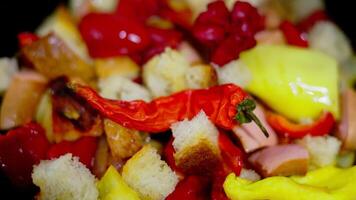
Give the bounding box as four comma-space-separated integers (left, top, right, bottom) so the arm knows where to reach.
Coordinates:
223, 166, 356, 200
97, 166, 141, 200
240, 45, 339, 122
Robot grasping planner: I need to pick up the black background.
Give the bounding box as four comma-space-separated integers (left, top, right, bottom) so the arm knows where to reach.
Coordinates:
0, 0, 355, 57
0, 0, 355, 199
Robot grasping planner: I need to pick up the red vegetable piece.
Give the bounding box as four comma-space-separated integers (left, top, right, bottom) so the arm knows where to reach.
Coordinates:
266, 112, 335, 139
280, 21, 308, 47
17, 32, 39, 48
211, 168, 229, 200
159, 6, 193, 29
195, 1, 230, 27
79, 13, 150, 58
163, 137, 183, 175
218, 132, 244, 175
0, 123, 50, 187
298, 10, 328, 32
193, 23, 226, 47
230, 1, 265, 37
211, 35, 256, 66
72, 83, 248, 133
115, 0, 161, 22
47, 136, 98, 169
143, 27, 182, 61
166, 176, 210, 200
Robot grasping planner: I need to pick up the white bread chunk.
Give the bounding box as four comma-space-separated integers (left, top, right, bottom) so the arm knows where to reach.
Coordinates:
32, 154, 98, 200
216, 59, 252, 88
297, 135, 341, 170
309, 21, 352, 64
99, 75, 152, 102
122, 145, 179, 200
185, 63, 216, 89
171, 111, 220, 175
239, 168, 261, 182
143, 48, 190, 97
143, 48, 216, 98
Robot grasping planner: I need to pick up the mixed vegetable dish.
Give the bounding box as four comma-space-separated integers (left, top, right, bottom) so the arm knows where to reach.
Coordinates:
1, 0, 356, 199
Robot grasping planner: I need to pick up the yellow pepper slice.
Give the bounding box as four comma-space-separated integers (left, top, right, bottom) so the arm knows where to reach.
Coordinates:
97, 166, 141, 200
224, 166, 356, 200
240, 45, 339, 122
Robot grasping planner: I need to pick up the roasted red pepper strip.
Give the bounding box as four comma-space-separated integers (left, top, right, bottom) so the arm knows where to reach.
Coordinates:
17, 32, 39, 48
0, 123, 50, 187
218, 132, 244, 175
266, 112, 335, 139
166, 176, 210, 200
163, 137, 184, 176
280, 21, 308, 47
71, 83, 248, 133
47, 136, 98, 170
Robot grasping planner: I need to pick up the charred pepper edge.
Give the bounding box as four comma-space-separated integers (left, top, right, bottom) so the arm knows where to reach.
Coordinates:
235, 99, 269, 138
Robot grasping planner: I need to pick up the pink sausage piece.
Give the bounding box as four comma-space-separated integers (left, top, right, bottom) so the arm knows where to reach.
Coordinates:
233, 103, 278, 153
336, 89, 356, 150
249, 144, 309, 177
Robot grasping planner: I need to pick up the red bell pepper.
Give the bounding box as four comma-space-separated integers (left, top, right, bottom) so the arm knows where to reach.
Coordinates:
79, 13, 150, 58
218, 132, 244, 175
266, 112, 335, 139
298, 10, 328, 32
211, 167, 230, 200
72, 83, 269, 135
0, 123, 50, 187
280, 21, 308, 47
163, 137, 183, 175
47, 136, 98, 170
17, 32, 39, 48
166, 176, 210, 200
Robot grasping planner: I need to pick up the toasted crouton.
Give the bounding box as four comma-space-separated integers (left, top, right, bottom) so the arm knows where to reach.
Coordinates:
216, 59, 252, 89
32, 154, 98, 200
185, 64, 217, 89
104, 119, 144, 160
98, 75, 152, 102
122, 145, 179, 200
0, 57, 18, 94
171, 111, 220, 175
143, 48, 216, 98
95, 56, 140, 80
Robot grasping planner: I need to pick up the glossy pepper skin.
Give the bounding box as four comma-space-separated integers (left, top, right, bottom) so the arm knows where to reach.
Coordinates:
266, 112, 335, 139
218, 132, 244, 175
47, 136, 98, 170
166, 176, 210, 200
72, 83, 248, 133
0, 123, 50, 187
79, 13, 150, 58
224, 166, 356, 200
240, 45, 339, 122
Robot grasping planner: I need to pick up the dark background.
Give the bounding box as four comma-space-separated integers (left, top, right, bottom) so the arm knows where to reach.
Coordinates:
0, 0, 355, 57
0, 0, 355, 199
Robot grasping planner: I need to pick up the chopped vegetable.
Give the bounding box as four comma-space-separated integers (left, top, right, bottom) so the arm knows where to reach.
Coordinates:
240, 44, 339, 122
266, 111, 335, 139
0, 57, 18, 94
47, 136, 98, 170
224, 166, 356, 200
0, 123, 50, 187
21, 33, 95, 82
97, 166, 141, 200
73, 83, 268, 135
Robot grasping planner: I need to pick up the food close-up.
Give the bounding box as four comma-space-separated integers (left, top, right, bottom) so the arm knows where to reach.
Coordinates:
1, 0, 356, 199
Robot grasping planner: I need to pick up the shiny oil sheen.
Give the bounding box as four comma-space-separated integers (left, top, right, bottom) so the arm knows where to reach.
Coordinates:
240, 45, 339, 122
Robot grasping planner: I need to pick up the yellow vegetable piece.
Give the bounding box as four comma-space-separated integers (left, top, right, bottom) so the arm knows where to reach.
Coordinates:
97, 166, 141, 200
224, 166, 356, 200
240, 45, 339, 122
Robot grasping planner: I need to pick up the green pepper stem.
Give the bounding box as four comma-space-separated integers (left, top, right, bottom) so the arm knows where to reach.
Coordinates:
245, 110, 269, 138
236, 99, 269, 138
